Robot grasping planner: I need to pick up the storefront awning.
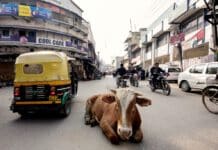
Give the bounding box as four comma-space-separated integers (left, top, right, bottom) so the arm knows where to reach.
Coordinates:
152, 30, 170, 38
142, 40, 153, 46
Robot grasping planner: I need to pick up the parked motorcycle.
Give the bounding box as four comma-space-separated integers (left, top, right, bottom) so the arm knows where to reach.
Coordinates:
130, 73, 139, 87
149, 73, 171, 96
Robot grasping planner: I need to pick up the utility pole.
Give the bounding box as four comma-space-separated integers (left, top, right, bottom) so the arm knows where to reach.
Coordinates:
204, 0, 218, 60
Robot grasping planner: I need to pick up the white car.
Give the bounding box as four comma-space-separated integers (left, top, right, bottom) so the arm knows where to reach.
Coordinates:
178, 62, 218, 92
164, 66, 181, 82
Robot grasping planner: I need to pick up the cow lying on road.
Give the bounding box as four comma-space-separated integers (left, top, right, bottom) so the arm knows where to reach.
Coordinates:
84, 88, 152, 144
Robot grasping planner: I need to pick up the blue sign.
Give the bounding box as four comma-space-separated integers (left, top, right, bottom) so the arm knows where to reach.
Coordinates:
31, 7, 52, 19
0, 3, 18, 15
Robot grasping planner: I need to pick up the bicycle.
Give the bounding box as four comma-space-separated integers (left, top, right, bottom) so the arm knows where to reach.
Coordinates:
202, 76, 218, 114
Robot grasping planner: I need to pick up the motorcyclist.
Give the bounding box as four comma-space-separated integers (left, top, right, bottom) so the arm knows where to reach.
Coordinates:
150, 62, 166, 88
115, 64, 127, 87
129, 67, 138, 85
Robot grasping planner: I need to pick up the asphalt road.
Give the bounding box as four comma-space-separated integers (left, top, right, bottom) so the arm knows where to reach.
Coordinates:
0, 76, 218, 150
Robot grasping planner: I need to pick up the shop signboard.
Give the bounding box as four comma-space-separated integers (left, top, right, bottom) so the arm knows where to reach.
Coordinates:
37, 37, 64, 47
0, 3, 18, 15
182, 29, 205, 50
36, 1, 65, 15
18, 5, 31, 17
31, 7, 52, 19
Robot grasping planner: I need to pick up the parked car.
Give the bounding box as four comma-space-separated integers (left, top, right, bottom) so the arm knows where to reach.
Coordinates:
178, 62, 218, 92
162, 65, 181, 82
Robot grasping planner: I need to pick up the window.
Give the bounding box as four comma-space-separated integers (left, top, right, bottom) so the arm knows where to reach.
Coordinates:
2, 30, 10, 37
189, 66, 195, 73
206, 63, 218, 74
23, 64, 43, 74
192, 64, 205, 74
168, 68, 181, 72
157, 34, 168, 47
147, 44, 152, 52
182, 18, 197, 34
197, 16, 204, 29
74, 39, 78, 45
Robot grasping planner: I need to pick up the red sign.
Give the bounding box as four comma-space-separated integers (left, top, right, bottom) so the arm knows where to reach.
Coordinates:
195, 29, 204, 40
170, 32, 185, 44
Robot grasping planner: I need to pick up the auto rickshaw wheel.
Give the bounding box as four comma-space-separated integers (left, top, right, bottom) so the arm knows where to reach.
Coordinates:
18, 111, 29, 117
60, 98, 72, 117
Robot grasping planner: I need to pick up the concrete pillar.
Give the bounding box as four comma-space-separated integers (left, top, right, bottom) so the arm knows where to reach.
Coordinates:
141, 46, 145, 69
151, 38, 156, 65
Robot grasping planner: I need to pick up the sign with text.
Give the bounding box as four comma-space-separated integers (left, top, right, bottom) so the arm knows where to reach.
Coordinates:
37, 37, 64, 47
36, 1, 65, 15
18, 5, 31, 17
0, 3, 18, 15
31, 7, 52, 19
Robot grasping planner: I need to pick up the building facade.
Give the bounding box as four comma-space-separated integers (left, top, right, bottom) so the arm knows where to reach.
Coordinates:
0, 0, 97, 83
139, 0, 217, 71
124, 31, 141, 69
169, 0, 215, 70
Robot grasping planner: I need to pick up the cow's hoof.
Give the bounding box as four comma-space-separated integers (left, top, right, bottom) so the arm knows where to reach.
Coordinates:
84, 115, 91, 125
90, 119, 98, 127
130, 137, 142, 143
130, 134, 143, 143
110, 136, 120, 145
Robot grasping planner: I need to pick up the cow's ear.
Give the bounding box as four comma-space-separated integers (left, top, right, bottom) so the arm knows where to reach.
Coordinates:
136, 96, 152, 107
102, 94, 116, 104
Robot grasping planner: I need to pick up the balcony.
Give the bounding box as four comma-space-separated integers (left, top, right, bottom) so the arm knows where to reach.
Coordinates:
0, 35, 87, 55
0, 17, 87, 41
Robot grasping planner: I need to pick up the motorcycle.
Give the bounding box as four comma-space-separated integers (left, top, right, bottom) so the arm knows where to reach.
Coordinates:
116, 75, 128, 88
130, 73, 139, 87
149, 73, 171, 96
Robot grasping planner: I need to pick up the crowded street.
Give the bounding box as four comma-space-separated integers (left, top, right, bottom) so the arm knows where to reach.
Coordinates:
0, 76, 217, 150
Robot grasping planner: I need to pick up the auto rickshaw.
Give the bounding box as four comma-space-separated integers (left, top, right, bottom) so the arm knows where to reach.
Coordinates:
10, 51, 78, 117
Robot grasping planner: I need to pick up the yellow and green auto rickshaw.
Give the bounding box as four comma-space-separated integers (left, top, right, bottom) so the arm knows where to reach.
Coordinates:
10, 51, 78, 117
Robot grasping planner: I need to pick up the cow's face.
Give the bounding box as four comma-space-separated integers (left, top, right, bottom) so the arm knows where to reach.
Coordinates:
102, 88, 152, 140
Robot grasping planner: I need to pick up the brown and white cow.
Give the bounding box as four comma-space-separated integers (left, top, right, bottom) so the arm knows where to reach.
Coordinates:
84, 88, 152, 144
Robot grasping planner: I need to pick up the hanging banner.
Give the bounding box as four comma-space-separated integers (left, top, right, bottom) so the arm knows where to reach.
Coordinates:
0, 3, 18, 15
31, 7, 52, 19
36, 1, 65, 15
182, 29, 205, 50
170, 32, 185, 45
18, 5, 31, 17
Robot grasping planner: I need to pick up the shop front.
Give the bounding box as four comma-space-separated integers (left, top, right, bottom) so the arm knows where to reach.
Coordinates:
154, 54, 170, 64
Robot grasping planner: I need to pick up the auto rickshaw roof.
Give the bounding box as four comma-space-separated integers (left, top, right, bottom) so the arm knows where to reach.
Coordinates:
15, 51, 69, 64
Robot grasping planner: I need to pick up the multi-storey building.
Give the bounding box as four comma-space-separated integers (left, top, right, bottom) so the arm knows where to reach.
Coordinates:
0, 0, 97, 83
141, 4, 176, 70
140, 0, 217, 70
124, 31, 141, 69
169, 0, 215, 70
